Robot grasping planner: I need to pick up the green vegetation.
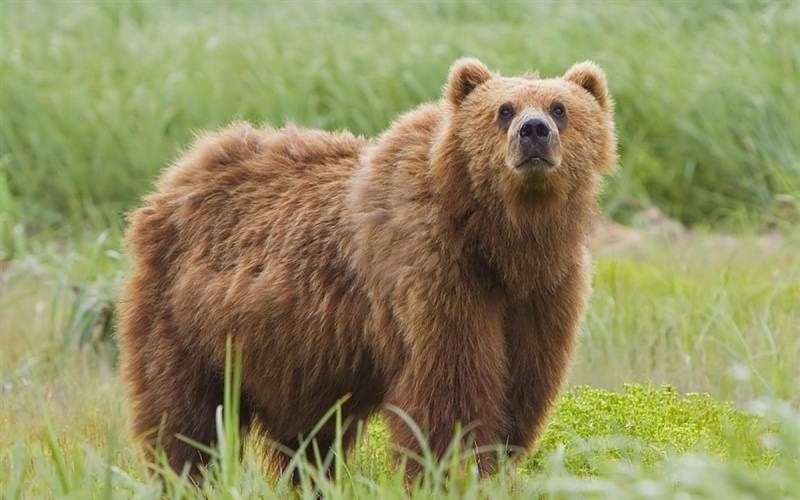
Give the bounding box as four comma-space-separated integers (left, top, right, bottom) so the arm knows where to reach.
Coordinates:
578, 231, 800, 404
1, 0, 798, 235
527, 384, 775, 472
1, 0, 798, 498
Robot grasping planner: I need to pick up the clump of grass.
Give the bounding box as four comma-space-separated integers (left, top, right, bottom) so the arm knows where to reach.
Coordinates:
1, 0, 798, 230
525, 398, 800, 499
525, 384, 774, 474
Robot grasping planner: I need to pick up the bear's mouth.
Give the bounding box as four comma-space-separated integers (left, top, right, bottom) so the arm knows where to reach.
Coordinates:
516, 155, 557, 170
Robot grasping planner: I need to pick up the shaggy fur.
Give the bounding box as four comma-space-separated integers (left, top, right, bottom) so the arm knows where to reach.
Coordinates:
119, 58, 617, 478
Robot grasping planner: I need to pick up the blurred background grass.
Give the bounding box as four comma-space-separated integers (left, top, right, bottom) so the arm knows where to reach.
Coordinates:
1, 0, 799, 238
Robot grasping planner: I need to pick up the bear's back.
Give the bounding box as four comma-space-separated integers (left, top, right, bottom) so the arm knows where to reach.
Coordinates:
123, 123, 371, 364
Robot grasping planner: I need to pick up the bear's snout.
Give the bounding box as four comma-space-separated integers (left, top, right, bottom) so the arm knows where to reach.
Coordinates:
508, 114, 562, 172
519, 118, 552, 160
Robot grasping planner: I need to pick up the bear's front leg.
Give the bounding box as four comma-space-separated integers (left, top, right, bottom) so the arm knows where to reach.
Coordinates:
504, 263, 587, 453
385, 285, 509, 479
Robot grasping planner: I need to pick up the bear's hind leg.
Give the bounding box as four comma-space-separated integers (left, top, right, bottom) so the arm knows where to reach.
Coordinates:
127, 341, 251, 478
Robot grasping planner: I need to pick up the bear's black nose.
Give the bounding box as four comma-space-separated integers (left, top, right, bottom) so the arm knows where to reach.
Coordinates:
519, 118, 551, 143
518, 118, 553, 165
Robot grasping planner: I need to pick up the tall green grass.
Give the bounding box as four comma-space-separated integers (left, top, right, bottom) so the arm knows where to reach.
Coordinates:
1, 0, 798, 231
575, 231, 800, 403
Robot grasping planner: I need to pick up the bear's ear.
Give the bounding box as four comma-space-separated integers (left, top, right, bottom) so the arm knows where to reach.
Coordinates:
564, 61, 609, 109
445, 58, 493, 106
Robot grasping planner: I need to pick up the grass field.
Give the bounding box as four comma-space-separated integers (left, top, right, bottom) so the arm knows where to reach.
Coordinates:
2, 0, 798, 233
1, 0, 799, 498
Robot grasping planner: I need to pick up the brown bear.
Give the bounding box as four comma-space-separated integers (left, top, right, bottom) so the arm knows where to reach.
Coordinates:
119, 57, 617, 479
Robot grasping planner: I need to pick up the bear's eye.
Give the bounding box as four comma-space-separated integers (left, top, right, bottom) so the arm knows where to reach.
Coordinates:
550, 102, 566, 118
498, 103, 515, 120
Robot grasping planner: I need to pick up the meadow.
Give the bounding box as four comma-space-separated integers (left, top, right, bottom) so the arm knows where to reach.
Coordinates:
1, 0, 799, 498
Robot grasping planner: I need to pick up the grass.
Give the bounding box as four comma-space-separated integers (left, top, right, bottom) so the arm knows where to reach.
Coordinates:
577, 230, 800, 404
1, 0, 799, 497
1, 0, 799, 233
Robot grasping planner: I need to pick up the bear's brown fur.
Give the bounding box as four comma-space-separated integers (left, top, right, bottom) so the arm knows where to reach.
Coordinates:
119, 58, 617, 478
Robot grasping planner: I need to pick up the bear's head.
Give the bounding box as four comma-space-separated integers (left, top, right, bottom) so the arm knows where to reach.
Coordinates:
438, 58, 617, 209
